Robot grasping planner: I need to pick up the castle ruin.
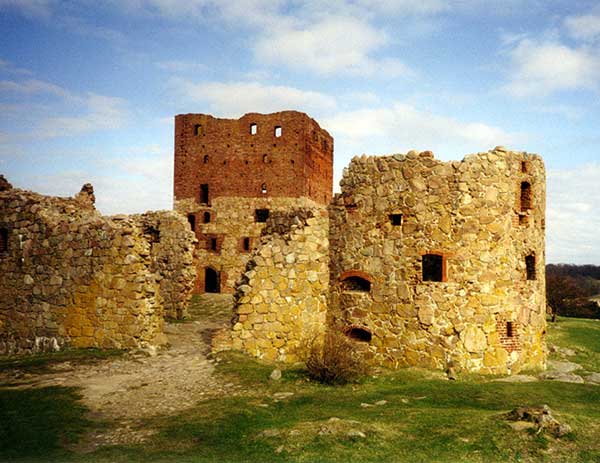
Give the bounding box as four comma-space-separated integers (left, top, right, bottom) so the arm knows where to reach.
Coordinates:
0, 110, 547, 374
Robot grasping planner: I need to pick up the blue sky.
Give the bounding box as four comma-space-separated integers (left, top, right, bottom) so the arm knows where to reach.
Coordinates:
1, 0, 599, 264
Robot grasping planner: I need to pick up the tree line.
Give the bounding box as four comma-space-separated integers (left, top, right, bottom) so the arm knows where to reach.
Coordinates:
546, 264, 600, 320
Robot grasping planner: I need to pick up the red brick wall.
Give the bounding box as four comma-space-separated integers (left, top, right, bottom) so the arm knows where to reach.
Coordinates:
174, 111, 333, 205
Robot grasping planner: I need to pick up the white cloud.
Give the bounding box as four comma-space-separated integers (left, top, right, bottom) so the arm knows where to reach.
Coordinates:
37, 94, 129, 137
254, 17, 413, 77
503, 38, 600, 97
0, 58, 33, 75
170, 79, 336, 117
0, 78, 71, 98
546, 163, 600, 264
0, 0, 55, 18
325, 102, 514, 150
155, 60, 207, 73
564, 14, 600, 42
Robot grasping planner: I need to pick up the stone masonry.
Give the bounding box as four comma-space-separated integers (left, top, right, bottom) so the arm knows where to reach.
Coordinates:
327, 148, 546, 374
0, 180, 196, 355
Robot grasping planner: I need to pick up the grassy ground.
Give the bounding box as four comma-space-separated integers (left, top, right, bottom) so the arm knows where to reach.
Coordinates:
1, 317, 599, 463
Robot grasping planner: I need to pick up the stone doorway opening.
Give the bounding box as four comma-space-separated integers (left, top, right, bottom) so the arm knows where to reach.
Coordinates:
205, 267, 220, 293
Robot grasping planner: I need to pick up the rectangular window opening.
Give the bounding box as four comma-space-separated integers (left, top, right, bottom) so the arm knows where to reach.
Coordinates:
255, 209, 270, 223
423, 253, 444, 282
194, 124, 202, 136
200, 184, 209, 204
242, 237, 250, 251
525, 254, 536, 280
187, 214, 196, 232
250, 123, 257, 135
0, 228, 8, 253
506, 321, 514, 338
389, 214, 403, 226
210, 237, 218, 251
274, 126, 282, 137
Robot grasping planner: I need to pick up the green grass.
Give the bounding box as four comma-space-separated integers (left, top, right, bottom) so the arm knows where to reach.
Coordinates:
1, 318, 599, 462
547, 316, 600, 372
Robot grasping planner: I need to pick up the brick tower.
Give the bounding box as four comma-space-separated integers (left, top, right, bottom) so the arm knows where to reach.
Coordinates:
173, 110, 334, 293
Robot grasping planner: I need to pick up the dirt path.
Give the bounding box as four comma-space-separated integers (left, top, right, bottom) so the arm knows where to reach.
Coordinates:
1, 294, 237, 448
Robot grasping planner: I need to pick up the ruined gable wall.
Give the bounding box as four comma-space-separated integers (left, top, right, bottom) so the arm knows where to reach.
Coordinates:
174, 111, 333, 206
175, 196, 325, 294
0, 186, 196, 355
328, 148, 546, 374
222, 207, 330, 362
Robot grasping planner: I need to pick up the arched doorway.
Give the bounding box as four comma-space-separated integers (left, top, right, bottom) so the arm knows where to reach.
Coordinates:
205, 267, 220, 293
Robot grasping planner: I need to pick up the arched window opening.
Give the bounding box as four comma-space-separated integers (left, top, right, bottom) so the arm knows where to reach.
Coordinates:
261, 183, 267, 194
250, 123, 257, 135
520, 182, 532, 211
423, 253, 444, 282
200, 184, 209, 204
194, 124, 202, 136
205, 267, 220, 293
187, 214, 196, 232
274, 126, 282, 137
0, 228, 8, 253
203, 155, 209, 164
525, 254, 536, 280
346, 327, 372, 342
203, 212, 211, 223
342, 276, 371, 292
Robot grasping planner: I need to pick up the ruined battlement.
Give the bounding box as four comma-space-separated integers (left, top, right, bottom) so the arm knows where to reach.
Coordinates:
174, 111, 333, 206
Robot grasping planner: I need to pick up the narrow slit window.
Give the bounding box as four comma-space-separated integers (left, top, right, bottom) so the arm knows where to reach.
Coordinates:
242, 237, 250, 251
274, 126, 282, 137
255, 209, 270, 223
261, 183, 267, 194
203, 155, 209, 164
423, 254, 444, 282
520, 181, 532, 211
346, 327, 372, 342
389, 214, 403, 226
200, 184, 209, 204
187, 214, 196, 232
210, 237, 218, 251
0, 228, 8, 253
521, 161, 528, 173
525, 254, 536, 280
194, 124, 202, 136
506, 321, 514, 338
342, 276, 371, 292
263, 154, 268, 163
250, 123, 257, 135
203, 212, 211, 223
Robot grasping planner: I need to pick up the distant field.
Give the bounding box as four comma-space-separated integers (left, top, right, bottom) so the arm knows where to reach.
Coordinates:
1, 317, 599, 463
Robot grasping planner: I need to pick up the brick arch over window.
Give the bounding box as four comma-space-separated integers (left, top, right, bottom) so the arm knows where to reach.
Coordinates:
340, 270, 373, 292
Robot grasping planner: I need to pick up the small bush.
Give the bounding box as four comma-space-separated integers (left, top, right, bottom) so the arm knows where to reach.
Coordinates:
305, 332, 370, 384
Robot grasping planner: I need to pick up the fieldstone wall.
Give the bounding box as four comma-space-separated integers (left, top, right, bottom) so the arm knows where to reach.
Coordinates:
224, 207, 329, 362
328, 147, 546, 374
175, 196, 324, 294
0, 182, 196, 355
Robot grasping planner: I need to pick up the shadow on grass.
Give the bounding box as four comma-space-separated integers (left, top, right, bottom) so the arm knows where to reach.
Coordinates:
0, 386, 92, 462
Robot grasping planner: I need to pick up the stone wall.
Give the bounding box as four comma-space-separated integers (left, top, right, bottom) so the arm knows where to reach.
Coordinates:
328, 147, 546, 374
174, 111, 333, 206
175, 196, 324, 294
224, 207, 329, 362
0, 183, 196, 355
